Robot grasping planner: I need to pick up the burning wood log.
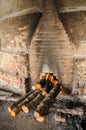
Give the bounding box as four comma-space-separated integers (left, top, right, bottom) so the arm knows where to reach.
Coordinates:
32, 75, 46, 91
8, 73, 62, 119
22, 93, 44, 113
42, 79, 53, 94
32, 73, 54, 93
34, 82, 62, 122
44, 73, 54, 91
41, 73, 56, 96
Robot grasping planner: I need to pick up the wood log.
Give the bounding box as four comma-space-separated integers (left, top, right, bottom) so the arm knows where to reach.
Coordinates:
0, 95, 20, 102
8, 90, 40, 115
22, 93, 44, 113
56, 108, 84, 116
39, 76, 46, 87
0, 89, 20, 102
8, 90, 34, 112
32, 73, 54, 93
34, 82, 62, 119
0, 89, 13, 96
17, 90, 40, 106
43, 79, 53, 93
53, 115, 66, 122
10, 107, 21, 117
9, 90, 41, 116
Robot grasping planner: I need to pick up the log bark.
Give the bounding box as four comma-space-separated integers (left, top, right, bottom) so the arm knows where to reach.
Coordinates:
0, 89, 20, 102
8, 90, 34, 112
39, 76, 46, 87
53, 115, 66, 122
8, 90, 40, 115
34, 82, 62, 119
22, 93, 44, 113
43, 79, 53, 93
0, 95, 20, 102
56, 108, 84, 116
9, 90, 41, 116
10, 107, 21, 117
0, 89, 13, 96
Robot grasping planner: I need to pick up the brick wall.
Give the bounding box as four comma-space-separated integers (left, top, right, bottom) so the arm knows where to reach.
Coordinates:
0, 10, 42, 95
59, 11, 86, 96
0, 14, 31, 95
72, 59, 86, 96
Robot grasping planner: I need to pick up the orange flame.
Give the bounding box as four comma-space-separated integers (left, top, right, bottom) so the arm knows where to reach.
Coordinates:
58, 90, 63, 95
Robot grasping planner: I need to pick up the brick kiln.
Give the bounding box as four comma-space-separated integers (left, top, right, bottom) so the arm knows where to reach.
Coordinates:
0, 0, 86, 97
0, 0, 86, 98
0, 0, 86, 130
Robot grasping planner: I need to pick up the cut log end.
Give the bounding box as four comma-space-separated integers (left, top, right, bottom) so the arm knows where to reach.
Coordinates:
35, 84, 41, 89
34, 112, 40, 118
22, 105, 29, 113
36, 116, 45, 122
42, 91, 47, 96
10, 110, 16, 117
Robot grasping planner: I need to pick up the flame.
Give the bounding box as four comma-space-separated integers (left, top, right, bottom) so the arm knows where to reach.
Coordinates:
45, 73, 50, 80
35, 72, 63, 96
58, 90, 63, 95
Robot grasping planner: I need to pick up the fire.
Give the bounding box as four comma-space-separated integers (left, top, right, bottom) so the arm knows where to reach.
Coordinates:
32, 72, 62, 96
58, 90, 63, 95
8, 72, 62, 122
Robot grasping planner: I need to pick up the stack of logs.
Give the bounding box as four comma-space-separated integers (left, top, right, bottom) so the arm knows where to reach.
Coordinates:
8, 73, 62, 122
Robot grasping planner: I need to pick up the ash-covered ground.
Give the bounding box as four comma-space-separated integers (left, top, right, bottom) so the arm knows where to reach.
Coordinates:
0, 96, 86, 130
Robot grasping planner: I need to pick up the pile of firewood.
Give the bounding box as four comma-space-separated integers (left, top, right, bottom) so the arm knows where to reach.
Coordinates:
8, 73, 62, 122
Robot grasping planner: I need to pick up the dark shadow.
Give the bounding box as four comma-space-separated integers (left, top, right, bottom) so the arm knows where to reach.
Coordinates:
81, 119, 86, 130
29, 12, 42, 44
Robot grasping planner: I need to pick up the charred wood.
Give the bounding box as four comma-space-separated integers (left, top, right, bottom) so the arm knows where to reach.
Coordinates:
34, 82, 62, 121
43, 79, 53, 93
56, 108, 84, 116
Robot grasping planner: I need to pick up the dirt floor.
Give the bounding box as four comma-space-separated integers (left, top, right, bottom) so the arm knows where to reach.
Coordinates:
0, 96, 86, 130
0, 101, 63, 130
